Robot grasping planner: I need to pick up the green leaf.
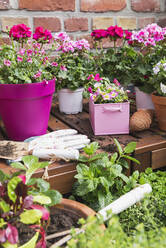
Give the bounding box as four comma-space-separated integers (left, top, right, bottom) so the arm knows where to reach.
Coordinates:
19, 232, 39, 248
7, 176, 22, 203
22, 155, 39, 168
88, 153, 107, 162
10, 162, 26, 171
114, 139, 123, 155
20, 209, 42, 224
0, 200, 10, 213
0, 170, 9, 182
33, 194, 51, 205
44, 190, 62, 206
83, 142, 99, 156
122, 155, 140, 164
124, 142, 137, 154
99, 177, 110, 193
36, 178, 50, 192
78, 155, 89, 163
97, 190, 106, 210
76, 163, 89, 175
110, 152, 118, 164
119, 173, 129, 183
2, 242, 18, 247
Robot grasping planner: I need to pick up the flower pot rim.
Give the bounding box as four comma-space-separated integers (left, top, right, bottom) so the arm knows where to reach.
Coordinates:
58, 87, 84, 93
0, 79, 54, 86
55, 198, 96, 218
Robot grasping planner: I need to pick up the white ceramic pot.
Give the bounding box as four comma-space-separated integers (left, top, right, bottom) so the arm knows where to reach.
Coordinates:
58, 88, 84, 114
135, 87, 154, 110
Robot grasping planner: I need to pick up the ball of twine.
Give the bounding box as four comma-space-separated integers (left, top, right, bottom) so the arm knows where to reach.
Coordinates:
130, 109, 154, 132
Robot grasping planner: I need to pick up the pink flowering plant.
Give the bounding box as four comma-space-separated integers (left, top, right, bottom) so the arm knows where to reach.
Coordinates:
0, 155, 62, 247
90, 25, 137, 85
149, 58, 166, 96
128, 23, 166, 93
85, 73, 129, 104
0, 24, 53, 84
48, 32, 93, 91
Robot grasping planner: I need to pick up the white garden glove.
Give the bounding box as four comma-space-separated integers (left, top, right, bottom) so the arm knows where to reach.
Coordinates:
28, 129, 90, 161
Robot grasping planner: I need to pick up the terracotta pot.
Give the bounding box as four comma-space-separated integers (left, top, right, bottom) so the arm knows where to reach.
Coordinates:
151, 93, 166, 131
54, 198, 96, 219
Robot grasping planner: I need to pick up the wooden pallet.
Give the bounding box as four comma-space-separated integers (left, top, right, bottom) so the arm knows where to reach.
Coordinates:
0, 99, 166, 194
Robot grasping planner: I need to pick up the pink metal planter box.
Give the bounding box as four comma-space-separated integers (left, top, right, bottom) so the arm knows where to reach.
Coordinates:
89, 99, 130, 135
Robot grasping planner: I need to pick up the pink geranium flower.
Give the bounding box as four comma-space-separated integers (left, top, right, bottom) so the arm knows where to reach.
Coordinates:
60, 65, 67, 71
4, 59, 11, 66
17, 56, 23, 62
33, 26, 52, 42
51, 62, 58, 67
94, 73, 102, 82
34, 71, 42, 79
9, 24, 31, 40
91, 29, 108, 39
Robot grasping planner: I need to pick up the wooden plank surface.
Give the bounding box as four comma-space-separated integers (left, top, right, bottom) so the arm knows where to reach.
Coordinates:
152, 148, 166, 169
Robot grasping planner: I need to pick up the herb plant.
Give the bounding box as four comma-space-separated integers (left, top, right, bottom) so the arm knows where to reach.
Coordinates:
67, 215, 166, 248
119, 168, 166, 235
0, 155, 62, 247
72, 140, 139, 211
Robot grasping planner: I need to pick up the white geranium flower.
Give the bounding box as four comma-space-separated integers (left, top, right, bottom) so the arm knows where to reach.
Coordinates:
160, 83, 166, 94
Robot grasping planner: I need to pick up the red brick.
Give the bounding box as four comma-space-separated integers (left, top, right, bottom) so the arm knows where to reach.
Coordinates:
138, 17, 156, 28
1, 17, 29, 32
102, 37, 123, 49
131, 0, 160, 12
81, 0, 126, 12
157, 18, 166, 27
0, 37, 11, 45
19, 0, 75, 11
0, 0, 9, 9
34, 17, 61, 32
64, 18, 88, 32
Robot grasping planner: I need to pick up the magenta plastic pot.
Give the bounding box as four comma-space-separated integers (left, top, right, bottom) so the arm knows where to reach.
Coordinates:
0, 80, 55, 141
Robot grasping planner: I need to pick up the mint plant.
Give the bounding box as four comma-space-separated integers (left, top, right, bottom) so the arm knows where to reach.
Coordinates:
0, 155, 62, 247
72, 140, 140, 211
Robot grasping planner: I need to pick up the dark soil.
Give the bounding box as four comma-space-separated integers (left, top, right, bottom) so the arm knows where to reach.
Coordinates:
17, 207, 81, 247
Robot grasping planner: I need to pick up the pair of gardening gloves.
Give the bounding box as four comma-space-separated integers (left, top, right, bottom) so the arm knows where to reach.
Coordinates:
28, 129, 90, 161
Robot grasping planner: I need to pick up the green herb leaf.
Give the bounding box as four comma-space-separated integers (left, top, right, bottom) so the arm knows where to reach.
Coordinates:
124, 142, 137, 154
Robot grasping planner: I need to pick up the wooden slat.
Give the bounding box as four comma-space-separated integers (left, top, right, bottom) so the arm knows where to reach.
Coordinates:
132, 152, 151, 172
152, 148, 166, 169
48, 113, 70, 131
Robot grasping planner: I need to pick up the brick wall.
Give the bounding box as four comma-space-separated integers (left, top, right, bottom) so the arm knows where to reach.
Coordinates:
0, 0, 166, 42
